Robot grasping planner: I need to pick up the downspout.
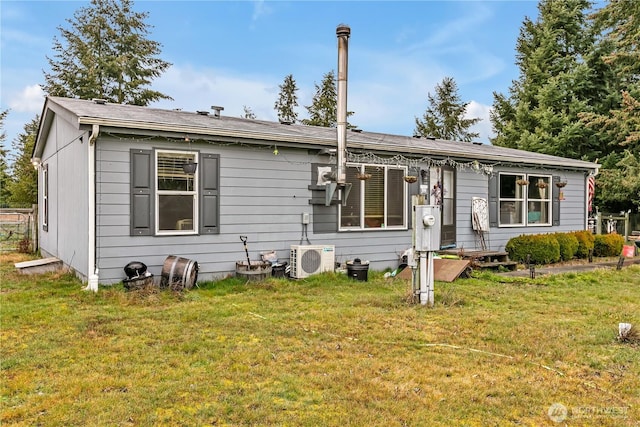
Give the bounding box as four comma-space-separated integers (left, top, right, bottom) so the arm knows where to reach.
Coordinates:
85, 124, 100, 292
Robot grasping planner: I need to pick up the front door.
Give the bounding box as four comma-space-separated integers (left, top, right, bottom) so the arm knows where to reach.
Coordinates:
429, 166, 456, 248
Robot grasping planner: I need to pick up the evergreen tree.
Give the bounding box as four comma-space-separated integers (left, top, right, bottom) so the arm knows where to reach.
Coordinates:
579, 0, 640, 211
7, 117, 39, 207
0, 110, 12, 207
43, 0, 172, 106
274, 74, 299, 123
414, 76, 481, 142
302, 70, 354, 128
490, 0, 600, 159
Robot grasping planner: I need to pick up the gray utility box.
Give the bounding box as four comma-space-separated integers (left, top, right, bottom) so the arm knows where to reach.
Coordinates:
415, 205, 441, 252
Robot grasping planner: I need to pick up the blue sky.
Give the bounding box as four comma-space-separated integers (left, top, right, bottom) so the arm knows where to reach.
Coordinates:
1, 0, 542, 151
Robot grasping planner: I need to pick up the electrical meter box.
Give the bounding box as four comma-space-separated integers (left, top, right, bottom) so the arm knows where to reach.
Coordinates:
415, 205, 441, 251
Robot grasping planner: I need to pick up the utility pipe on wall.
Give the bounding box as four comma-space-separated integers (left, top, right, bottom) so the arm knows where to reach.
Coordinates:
85, 124, 99, 292
336, 24, 350, 185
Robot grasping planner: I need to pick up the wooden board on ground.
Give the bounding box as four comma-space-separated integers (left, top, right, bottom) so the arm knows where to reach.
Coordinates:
14, 257, 62, 275
434, 259, 470, 282
395, 259, 470, 282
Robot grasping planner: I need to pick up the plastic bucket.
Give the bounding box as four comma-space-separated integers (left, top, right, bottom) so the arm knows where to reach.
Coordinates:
271, 262, 288, 278
160, 256, 198, 290
347, 258, 369, 281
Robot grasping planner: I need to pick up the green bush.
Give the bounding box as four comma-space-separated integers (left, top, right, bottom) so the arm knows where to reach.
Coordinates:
553, 233, 579, 261
572, 230, 595, 259
593, 233, 625, 257
505, 234, 561, 265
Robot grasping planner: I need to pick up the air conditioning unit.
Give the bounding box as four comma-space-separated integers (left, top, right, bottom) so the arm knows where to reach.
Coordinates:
290, 245, 335, 279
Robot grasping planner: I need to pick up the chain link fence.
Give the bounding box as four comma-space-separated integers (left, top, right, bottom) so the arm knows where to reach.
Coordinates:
0, 208, 37, 253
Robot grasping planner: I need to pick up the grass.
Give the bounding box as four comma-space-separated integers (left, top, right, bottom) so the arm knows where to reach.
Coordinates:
1, 252, 639, 426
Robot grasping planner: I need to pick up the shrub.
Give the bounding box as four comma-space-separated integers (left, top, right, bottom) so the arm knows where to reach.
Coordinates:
505, 234, 561, 265
573, 230, 595, 259
554, 232, 579, 261
593, 233, 625, 257
17, 238, 33, 254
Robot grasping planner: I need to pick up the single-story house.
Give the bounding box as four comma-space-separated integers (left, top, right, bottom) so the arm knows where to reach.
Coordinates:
32, 96, 599, 285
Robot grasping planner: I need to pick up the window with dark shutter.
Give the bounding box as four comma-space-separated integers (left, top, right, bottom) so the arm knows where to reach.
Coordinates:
199, 153, 220, 234
130, 149, 153, 235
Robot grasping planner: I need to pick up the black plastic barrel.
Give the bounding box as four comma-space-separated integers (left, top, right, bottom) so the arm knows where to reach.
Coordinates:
160, 255, 198, 290
272, 262, 288, 278
347, 258, 369, 281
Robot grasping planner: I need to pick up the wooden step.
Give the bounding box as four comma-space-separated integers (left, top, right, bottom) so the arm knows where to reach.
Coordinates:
476, 261, 518, 271
14, 257, 62, 275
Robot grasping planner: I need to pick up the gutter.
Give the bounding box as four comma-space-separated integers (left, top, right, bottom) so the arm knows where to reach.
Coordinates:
85, 124, 99, 292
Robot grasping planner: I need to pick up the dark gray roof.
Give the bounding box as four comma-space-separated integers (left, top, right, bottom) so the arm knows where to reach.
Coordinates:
37, 96, 598, 171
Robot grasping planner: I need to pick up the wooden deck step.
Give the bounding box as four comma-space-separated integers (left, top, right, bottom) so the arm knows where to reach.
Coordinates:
14, 257, 63, 275
439, 250, 517, 271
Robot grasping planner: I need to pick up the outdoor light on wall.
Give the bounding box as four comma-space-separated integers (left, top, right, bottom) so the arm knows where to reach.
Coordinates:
31, 157, 41, 169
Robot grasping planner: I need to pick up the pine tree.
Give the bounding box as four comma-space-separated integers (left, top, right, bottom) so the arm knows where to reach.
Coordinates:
43, 0, 172, 106
274, 74, 299, 123
414, 77, 481, 142
579, 0, 640, 211
302, 70, 354, 128
491, 0, 599, 159
7, 117, 39, 207
302, 71, 338, 127
0, 110, 12, 207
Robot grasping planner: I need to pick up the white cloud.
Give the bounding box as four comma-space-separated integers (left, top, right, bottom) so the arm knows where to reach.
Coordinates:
251, 0, 272, 24
466, 100, 494, 144
9, 84, 45, 113
152, 65, 280, 121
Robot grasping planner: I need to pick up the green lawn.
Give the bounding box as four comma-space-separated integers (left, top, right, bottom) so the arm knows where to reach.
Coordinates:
1, 253, 639, 426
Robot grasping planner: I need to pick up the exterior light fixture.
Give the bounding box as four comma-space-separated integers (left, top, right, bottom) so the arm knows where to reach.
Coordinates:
31, 157, 41, 169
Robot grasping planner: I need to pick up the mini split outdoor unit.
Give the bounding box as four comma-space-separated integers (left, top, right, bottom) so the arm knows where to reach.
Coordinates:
290, 245, 335, 279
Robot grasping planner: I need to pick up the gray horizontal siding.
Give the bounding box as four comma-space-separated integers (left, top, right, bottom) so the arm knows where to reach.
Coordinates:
95, 136, 591, 284
96, 136, 411, 283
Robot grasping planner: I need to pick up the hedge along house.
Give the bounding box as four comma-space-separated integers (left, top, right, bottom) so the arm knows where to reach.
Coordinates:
31, 96, 599, 286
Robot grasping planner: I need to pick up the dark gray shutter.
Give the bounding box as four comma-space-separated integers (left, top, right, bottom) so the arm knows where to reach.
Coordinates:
552, 175, 560, 226
200, 153, 220, 234
130, 149, 153, 235
488, 173, 498, 227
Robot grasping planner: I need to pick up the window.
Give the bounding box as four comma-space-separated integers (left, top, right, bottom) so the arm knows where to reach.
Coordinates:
498, 173, 551, 226
340, 164, 407, 230
156, 150, 197, 234
130, 149, 219, 236
42, 164, 48, 231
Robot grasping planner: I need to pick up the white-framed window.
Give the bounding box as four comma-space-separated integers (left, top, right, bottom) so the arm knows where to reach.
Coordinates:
42, 163, 48, 231
155, 150, 198, 235
498, 173, 551, 227
339, 164, 407, 230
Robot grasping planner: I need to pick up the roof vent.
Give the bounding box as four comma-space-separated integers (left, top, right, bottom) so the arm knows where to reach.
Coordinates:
279, 120, 293, 125
93, 98, 107, 105
196, 110, 210, 116
472, 141, 483, 145
350, 128, 362, 133
211, 105, 224, 118
426, 136, 436, 140
413, 134, 421, 139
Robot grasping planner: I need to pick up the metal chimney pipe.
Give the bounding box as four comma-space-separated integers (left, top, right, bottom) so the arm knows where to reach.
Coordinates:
336, 24, 350, 185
